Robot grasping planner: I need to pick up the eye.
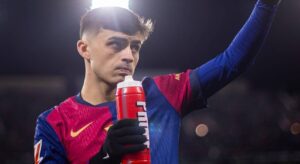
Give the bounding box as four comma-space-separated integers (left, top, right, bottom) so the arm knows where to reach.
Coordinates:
107, 40, 127, 52
130, 44, 141, 53
107, 41, 121, 50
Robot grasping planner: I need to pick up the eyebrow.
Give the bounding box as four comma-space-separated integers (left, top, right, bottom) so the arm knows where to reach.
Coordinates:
131, 40, 142, 45
107, 36, 142, 44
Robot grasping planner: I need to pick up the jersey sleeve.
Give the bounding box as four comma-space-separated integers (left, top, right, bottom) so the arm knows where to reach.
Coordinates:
196, 0, 279, 98
152, 70, 207, 116
34, 109, 68, 164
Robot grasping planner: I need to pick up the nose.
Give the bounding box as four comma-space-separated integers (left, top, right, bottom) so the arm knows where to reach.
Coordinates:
120, 46, 134, 63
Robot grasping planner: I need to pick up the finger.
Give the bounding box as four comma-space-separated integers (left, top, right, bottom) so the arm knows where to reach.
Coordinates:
116, 135, 147, 144
113, 119, 139, 129
121, 144, 147, 154
113, 126, 145, 137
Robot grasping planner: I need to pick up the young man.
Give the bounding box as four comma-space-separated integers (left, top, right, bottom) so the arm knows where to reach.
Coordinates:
34, 0, 281, 163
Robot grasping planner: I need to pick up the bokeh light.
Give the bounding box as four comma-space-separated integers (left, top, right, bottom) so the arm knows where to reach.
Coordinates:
290, 122, 300, 135
195, 124, 209, 137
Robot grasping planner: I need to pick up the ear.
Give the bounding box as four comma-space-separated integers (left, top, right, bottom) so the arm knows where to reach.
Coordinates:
77, 39, 90, 60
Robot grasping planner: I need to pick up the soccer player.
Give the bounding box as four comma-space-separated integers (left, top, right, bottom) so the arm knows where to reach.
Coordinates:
34, 0, 282, 163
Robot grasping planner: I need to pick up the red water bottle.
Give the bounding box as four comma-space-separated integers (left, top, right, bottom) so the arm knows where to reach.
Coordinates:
116, 75, 151, 164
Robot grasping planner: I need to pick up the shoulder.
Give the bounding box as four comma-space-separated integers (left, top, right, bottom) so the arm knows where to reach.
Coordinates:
35, 96, 79, 134
141, 70, 193, 94
142, 69, 193, 87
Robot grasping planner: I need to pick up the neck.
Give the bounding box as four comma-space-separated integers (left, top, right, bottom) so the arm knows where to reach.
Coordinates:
81, 67, 116, 106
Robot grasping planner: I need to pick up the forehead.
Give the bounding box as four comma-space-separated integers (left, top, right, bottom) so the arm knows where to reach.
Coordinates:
95, 28, 145, 43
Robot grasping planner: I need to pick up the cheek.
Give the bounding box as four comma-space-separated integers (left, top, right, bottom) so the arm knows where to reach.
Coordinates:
93, 53, 118, 74
89, 52, 107, 71
90, 47, 108, 64
134, 54, 139, 65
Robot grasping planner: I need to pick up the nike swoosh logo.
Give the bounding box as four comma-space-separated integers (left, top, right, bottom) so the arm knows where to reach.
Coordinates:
70, 122, 93, 138
104, 124, 113, 132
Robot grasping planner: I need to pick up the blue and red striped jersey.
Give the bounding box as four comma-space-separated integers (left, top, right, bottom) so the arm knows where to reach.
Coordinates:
34, 70, 204, 164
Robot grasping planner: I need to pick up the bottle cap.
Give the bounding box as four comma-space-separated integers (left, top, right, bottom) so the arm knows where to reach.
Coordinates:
117, 75, 142, 89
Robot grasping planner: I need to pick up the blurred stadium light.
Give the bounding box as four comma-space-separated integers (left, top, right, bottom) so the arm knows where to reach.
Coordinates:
91, 0, 129, 9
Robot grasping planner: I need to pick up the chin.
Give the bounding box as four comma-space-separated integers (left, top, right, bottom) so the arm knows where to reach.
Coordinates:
111, 75, 126, 85
109, 73, 134, 85
117, 76, 126, 83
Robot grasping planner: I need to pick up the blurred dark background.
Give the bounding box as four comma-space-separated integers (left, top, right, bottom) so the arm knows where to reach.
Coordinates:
0, 0, 299, 163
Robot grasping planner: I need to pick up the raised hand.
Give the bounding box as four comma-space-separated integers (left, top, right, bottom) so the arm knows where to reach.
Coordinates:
261, 0, 282, 5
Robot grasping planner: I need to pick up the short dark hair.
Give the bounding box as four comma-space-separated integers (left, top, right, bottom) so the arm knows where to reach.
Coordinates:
80, 7, 153, 40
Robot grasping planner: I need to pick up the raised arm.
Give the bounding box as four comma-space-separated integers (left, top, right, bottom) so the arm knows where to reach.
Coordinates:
192, 0, 281, 99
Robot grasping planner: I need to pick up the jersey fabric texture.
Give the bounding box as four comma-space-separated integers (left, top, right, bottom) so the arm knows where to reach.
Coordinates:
34, 1, 279, 163
34, 70, 202, 164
